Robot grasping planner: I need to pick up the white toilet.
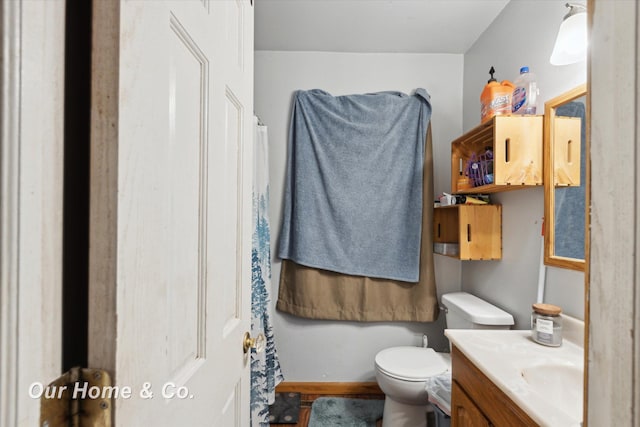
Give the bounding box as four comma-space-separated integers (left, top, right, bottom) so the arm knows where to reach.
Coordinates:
374, 292, 514, 427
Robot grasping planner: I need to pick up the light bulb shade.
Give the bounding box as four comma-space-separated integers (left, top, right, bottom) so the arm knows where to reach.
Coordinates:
550, 8, 587, 65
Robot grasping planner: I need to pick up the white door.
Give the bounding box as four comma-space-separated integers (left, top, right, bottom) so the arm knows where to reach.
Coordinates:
88, 1, 254, 426
0, 1, 65, 426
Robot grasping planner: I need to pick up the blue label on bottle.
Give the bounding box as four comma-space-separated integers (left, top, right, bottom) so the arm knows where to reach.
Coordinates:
512, 87, 527, 112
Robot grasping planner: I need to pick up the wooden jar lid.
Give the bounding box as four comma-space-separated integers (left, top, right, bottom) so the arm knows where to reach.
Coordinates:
532, 303, 562, 316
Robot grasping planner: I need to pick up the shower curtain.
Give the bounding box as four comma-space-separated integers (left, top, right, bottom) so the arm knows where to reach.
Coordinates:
250, 117, 284, 426
276, 126, 438, 322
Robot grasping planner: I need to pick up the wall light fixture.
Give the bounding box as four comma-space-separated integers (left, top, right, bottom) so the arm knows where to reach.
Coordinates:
550, 3, 587, 66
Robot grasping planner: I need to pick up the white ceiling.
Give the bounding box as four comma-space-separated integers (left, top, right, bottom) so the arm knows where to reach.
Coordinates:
255, 0, 511, 54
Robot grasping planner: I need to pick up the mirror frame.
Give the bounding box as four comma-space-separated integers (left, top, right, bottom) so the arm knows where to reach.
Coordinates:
543, 83, 588, 272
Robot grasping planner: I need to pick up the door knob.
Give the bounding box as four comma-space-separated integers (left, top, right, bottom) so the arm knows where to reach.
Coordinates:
243, 332, 265, 354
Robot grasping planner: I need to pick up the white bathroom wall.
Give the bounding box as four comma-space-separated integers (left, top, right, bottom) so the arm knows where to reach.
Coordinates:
461, 0, 587, 328
255, 51, 463, 381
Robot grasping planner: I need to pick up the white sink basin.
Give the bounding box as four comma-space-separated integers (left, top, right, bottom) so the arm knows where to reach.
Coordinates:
521, 363, 583, 420
446, 325, 584, 427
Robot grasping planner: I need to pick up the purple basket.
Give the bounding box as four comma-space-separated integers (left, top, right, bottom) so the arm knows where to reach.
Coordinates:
465, 149, 494, 187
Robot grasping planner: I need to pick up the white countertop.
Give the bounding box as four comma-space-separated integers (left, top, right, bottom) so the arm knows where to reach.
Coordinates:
445, 322, 584, 427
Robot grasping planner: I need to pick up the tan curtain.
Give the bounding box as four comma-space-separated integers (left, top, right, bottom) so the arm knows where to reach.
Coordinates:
276, 126, 438, 322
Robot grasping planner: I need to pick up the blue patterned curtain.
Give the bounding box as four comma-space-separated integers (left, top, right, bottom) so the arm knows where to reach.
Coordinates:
251, 117, 284, 426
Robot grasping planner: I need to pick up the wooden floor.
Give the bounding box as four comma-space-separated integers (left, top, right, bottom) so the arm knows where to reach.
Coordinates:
270, 383, 385, 427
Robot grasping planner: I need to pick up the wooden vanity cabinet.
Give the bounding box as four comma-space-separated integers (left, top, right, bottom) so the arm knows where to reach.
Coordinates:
451, 346, 538, 427
451, 381, 492, 427
433, 205, 501, 260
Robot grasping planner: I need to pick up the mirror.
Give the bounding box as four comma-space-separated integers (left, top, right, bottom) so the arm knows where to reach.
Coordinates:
544, 84, 587, 271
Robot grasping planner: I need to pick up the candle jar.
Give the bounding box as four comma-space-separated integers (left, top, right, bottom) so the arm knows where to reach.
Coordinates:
531, 303, 563, 347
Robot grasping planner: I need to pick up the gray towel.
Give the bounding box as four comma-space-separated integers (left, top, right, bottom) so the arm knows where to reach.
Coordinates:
278, 88, 431, 282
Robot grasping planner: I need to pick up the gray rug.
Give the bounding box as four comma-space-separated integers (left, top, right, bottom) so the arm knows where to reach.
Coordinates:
308, 397, 384, 427
268, 392, 301, 424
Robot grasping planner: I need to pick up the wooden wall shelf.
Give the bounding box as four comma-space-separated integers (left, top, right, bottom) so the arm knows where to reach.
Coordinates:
433, 204, 501, 260
451, 115, 543, 194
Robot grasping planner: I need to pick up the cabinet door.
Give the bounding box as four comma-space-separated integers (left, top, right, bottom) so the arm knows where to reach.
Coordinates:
433, 207, 459, 243
451, 380, 492, 427
458, 205, 501, 260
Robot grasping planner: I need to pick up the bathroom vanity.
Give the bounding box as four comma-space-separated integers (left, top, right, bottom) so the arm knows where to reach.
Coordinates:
451, 346, 537, 426
446, 320, 584, 427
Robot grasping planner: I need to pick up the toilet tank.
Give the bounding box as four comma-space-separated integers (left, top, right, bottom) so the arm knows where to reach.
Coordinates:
441, 292, 514, 329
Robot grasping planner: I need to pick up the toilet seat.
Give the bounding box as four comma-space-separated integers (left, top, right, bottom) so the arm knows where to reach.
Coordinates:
375, 346, 449, 382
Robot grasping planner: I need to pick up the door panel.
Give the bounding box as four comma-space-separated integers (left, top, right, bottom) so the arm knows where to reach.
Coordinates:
89, 1, 253, 425
167, 11, 208, 385
222, 89, 243, 331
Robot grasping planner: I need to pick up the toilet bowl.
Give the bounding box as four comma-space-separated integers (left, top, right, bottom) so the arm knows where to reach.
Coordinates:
374, 346, 450, 427
374, 292, 515, 426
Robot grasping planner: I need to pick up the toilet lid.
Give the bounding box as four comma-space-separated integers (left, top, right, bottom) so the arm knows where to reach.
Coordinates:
375, 347, 449, 381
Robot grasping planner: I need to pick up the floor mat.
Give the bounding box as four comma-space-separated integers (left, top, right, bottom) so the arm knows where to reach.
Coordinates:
268, 392, 301, 424
308, 397, 384, 427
